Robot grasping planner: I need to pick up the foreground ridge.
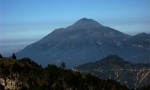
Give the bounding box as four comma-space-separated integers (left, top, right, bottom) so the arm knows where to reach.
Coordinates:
0, 57, 129, 90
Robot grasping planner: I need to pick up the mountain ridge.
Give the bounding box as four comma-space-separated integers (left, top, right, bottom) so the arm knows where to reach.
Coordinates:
74, 55, 150, 88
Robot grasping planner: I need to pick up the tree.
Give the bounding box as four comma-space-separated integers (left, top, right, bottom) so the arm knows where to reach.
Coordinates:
61, 62, 66, 69
11, 62, 21, 73
11, 53, 16, 59
2, 66, 10, 77
0, 54, 3, 58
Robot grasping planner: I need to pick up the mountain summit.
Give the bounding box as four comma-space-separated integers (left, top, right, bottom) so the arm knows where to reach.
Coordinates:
16, 18, 150, 67
67, 18, 103, 30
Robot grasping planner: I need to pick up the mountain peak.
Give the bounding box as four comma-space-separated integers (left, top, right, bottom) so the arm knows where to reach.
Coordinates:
67, 18, 103, 30
78, 18, 90, 21
100, 55, 126, 64
77, 18, 96, 22
16, 18, 149, 68
134, 32, 148, 37
133, 32, 150, 40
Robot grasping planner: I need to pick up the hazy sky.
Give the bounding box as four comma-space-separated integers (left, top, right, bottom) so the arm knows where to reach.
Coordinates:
0, 0, 150, 56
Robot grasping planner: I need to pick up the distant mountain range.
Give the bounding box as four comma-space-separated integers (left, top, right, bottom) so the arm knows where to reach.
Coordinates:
74, 55, 150, 89
16, 18, 150, 67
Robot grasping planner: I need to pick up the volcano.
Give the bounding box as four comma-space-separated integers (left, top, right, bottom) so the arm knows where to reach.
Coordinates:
16, 18, 150, 67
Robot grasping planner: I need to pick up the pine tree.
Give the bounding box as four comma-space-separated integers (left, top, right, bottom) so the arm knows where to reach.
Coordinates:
0, 54, 3, 58
61, 62, 66, 69
11, 53, 16, 59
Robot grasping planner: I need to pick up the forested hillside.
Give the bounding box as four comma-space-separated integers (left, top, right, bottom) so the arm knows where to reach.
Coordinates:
0, 55, 129, 90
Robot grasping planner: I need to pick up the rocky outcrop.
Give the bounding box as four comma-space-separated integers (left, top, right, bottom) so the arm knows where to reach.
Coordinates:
0, 77, 27, 90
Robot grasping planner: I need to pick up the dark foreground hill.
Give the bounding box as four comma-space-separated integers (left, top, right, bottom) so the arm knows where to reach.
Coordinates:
16, 18, 150, 67
0, 57, 130, 90
74, 55, 150, 89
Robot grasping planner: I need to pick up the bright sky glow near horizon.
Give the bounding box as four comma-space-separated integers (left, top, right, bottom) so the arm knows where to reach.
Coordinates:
0, 0, 150, 56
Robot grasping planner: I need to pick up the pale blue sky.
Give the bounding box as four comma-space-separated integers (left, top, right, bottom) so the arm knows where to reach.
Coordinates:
0, 0, 150, 56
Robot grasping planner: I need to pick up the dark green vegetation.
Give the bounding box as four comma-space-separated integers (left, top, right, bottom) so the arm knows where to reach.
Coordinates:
74, 55, 150, 89
0, 56, 130, 90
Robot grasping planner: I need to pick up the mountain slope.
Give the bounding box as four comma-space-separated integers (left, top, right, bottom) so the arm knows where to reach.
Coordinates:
16, 18, 150, 67
0, 57, 129, 90
74, 55, 150, 88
